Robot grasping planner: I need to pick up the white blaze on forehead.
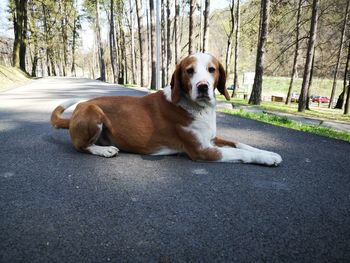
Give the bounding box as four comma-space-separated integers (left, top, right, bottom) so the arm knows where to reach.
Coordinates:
190, 53, 214, 68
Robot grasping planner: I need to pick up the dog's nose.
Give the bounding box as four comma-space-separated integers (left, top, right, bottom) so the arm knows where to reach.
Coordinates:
197, 82, 209, 94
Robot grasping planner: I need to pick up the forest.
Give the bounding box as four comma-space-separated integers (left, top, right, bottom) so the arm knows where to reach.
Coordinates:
3, 0, 350, 114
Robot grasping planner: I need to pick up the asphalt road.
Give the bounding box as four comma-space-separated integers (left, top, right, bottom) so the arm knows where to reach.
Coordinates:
0, 77, 349, 262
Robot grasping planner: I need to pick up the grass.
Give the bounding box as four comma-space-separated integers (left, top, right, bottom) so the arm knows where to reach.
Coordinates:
217, 96, 350, 122
262, 76, 343, 97
0, 65, 31, 91
219, 108, 350, 143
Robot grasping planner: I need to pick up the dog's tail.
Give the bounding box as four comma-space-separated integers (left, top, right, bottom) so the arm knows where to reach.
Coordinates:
51, 99, 80, 129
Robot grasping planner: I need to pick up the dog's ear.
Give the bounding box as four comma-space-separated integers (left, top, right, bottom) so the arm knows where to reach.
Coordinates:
217, 62, 230, 101
170, 64, 182, 104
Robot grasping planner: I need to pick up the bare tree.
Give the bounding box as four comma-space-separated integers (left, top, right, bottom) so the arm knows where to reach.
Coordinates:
110, 0, 118, 83
344, 38, 350, 114
71, 0, 78, 76
166, 0, 171, 82
202, 0, 210, 52
150, 0, 156, 89
128, 0, 136, 84
249, 0, 270, 105
161, 0, 166, 88
232, 0, 240, 97
96, 0, 106, 81
225, 0, 234, 74
298, 0, 319, 112
329, 0, 350, 108
135, 0, 145, 86
188, 0, 196, 54
285, 0, 303, 105
174, 0, 180, 63
335, 38, 350, 109
12, 0, 28, 72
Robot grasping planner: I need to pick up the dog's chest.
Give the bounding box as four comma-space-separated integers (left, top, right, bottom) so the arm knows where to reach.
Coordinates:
184, 108, 216, 147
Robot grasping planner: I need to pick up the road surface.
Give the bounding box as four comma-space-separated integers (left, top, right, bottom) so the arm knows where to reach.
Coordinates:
0, 77, 349, 262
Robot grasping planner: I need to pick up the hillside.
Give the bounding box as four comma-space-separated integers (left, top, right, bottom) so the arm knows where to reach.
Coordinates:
0, 65, 32, 91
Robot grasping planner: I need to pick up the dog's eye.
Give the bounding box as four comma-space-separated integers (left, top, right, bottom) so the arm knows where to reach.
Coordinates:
208, 67, 215, 73
186, 68, 194, 75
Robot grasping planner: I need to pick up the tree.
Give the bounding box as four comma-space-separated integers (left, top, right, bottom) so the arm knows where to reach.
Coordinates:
95, 0, 106, 81
249, 0, 270, 105
335, 38, 350, 109
135, 0, 145, 86
328, 0, 350, 108
166, 0, 171, 82
128, 0, 136, 84
344, 38, 350, 114
285, 0, 303, 105
232, 0, 240, 97
225, 0, 234, 75
149, 0, 156, 89
71, 0, 80, 76
12, 0, 28, 72
298, 0, 319, 112
202, 0, 210, 52
174, 0, 179, 64
109, 0, 118, 83
188, 0, 196, 54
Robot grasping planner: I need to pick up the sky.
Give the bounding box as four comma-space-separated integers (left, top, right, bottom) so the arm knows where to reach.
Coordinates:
0, 0, 230, 50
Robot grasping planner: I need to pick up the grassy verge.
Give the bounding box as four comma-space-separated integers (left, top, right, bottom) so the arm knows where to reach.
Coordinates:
219, 108, 350, 143
217, 96, 350, 122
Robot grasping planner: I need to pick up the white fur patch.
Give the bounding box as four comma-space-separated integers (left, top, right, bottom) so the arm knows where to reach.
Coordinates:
218, 143, 282, 166
163, 85, 172, 102
151, 147, 180, 156
183, 107, 217, 148
59, 99, 81, 110
86, 145, 119, 158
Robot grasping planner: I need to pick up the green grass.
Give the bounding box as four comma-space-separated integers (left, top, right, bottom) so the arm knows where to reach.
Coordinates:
261, 76, 343, 97
219, 108, 350, 143
217, 96, 350, 122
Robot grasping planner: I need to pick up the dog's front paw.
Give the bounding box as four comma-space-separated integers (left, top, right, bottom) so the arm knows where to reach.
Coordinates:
87, 145, 119, 158
256, 152, 282, 166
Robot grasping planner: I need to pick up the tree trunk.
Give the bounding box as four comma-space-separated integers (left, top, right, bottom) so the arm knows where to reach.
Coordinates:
161, 0, 166, 88
12, 0, 27, 72
71, 0, 78, 76
329, 0, 350, 108
248, 0, 270, 105
225, 0, 234, 75
59, 0, 67, 76
150, 0, 156, 89
202, 0, 210, 52
41, 3, 51, 76
232, 0, 240, 97
110, 0, 119, 83
166, 0, 171, 83
129, 0, 136, 84
286, 0, 303, 105
135, 0, 145, 86
306, 49, 315, 110
335, 39, 350, 109
298, 0, 319, 112
174, 0, 179, 64
188, 0, 196, 54
96, 0, 106, 81
345, 83, 350, 114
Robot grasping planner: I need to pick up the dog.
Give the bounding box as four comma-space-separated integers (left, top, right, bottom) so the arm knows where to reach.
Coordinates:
51, 53, 282, 166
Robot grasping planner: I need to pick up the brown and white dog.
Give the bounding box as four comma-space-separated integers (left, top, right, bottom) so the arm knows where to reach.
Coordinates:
51, 53, 282, 166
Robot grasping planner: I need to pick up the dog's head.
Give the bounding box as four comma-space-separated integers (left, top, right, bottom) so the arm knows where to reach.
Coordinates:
170, 53, 230, 105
